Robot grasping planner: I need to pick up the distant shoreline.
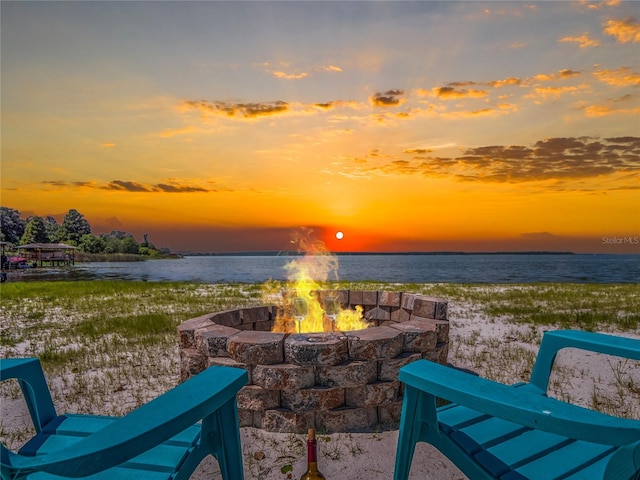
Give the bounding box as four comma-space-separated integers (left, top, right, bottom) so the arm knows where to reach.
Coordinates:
181, 250, 579, 256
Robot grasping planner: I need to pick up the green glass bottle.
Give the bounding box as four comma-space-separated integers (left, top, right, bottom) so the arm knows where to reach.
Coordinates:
300, 428, 326, 479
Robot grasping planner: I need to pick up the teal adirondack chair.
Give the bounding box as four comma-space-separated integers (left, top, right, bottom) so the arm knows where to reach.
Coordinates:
394, 330, 640, 480
1, 358, 248, 480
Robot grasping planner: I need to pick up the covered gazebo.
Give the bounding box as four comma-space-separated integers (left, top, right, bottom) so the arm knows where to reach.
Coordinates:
18, 243, 77, 267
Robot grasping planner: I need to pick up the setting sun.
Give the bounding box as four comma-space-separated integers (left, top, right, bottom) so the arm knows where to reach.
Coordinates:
336, 231, 344, 240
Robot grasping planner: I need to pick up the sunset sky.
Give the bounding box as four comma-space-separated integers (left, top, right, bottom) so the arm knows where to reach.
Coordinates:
2, 1, 639, 253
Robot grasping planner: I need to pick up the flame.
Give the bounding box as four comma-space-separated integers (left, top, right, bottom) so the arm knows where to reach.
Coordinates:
261, 229, 371, 334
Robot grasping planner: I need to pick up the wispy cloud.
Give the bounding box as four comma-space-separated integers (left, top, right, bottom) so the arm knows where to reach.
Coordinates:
584, 94, 639, 117
487, 77, 523, 87
42, 179, 212, 193
441, 107, 512, 119
271, 70, 308, 80
318, 65, 343, 73
105, 180, 210, 193
258, 61, 343, 80
433, 86, 488, 99
258, 61, 308, 80
579, 0, 621, 10
481, 4, 537, 17
559, 33, 602, 48
534, 69, 582, 81
403, 148, 433, 155
313, 100, 359, 110
526, 84, 590, 102
184, 100, 289, 118
593, 66, 640, 87
158, 126, 197, 138
43, 180, 96, 188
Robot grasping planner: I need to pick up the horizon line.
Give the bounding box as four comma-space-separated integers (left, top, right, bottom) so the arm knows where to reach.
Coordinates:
178, 250, 590, 256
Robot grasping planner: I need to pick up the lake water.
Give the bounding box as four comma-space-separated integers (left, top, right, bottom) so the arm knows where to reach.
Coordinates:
7, 253, 639, 284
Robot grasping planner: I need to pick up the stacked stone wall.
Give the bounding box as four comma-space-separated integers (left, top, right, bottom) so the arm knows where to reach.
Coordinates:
178, 290, 449, 433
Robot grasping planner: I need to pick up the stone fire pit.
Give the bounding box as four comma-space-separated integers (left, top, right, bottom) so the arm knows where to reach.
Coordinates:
178, 290, 449, 433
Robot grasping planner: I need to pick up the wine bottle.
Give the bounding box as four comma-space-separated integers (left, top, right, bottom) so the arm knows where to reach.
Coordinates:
300, 428, 326, 479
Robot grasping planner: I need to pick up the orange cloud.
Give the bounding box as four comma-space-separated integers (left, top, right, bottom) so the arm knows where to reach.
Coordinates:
403, 148, 433, 155
526, 84, 590, 101
259, 61, 342, 79
319, 65, 343, 73
272, 70, 308, 80
603, 17, 640, 43
487, 77, 523, 88
534, 69, 582, 82
313, 100, 358, 110
584, 95, 640, 117
433, 86, 488, 99
585, 104, 629, 117
183, 100, 289, 118
370, 89, 405, 107
580, 0, 620, 10
159, 126, 196, 138
559, 33, 601, 48
593, 66, 640, 87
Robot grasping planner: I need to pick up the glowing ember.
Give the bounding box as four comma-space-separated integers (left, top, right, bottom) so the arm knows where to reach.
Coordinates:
261, 229, 370, 334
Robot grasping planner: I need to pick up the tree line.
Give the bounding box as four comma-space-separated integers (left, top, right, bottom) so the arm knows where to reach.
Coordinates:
0, 206, 170, 256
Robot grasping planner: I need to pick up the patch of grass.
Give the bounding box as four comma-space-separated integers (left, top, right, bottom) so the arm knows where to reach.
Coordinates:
73, 313, 176, 340
39, 343, 93, 366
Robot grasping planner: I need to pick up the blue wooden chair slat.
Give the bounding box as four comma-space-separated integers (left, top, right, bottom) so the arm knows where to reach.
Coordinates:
25, 466, 175, 480
437, 405, 490, 431
1, 358, 248, 480
561, 456, 611, 480
487, 429, 574, 467
394, 330, 640, 480
459, 416, 528, 448
514, 441, 616, 480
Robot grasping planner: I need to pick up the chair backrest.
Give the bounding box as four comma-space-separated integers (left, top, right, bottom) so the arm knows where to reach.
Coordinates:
530, 330, 640, 392
0, 358, 57, 433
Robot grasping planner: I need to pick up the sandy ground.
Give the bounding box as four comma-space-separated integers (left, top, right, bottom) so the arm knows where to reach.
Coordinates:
2, 305, 639, 479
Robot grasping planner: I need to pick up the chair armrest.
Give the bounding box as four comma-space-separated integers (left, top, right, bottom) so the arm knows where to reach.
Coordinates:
399, 360, 640, 447
530, 330, 640, 392
604, 440, 640, 480
5, 365, 248, 478
0, 358, 57, 432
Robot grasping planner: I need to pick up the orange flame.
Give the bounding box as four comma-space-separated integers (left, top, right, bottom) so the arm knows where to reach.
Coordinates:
262, 229, 370, 334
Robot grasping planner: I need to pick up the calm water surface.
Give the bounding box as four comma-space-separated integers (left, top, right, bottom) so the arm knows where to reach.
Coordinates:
7, 254, 639, 283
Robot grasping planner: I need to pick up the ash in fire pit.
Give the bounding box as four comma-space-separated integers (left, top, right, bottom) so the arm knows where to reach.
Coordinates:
178, 289, 449, 433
